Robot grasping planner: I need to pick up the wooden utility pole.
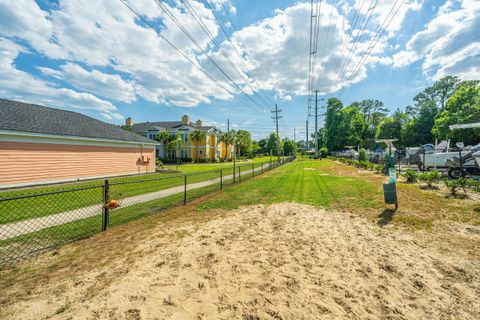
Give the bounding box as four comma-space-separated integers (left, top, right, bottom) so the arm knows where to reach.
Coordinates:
271, 104, 282, 160
314, 90, 318, 158
306, 120, 309, 152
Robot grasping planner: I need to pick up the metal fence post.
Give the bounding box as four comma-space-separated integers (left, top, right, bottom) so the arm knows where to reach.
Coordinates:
252, 163, 255, 178
220, 169, 223, 190
238, 166, 241, 182
184, 175, 187, 205
102, 179, 110, 231
422, 147, 426, 171
233, 164, 236, 183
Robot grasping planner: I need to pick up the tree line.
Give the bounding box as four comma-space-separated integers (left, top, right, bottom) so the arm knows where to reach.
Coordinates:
311, 76, 480, 151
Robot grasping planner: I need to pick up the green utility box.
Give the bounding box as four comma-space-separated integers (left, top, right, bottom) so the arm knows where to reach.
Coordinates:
383, 182, 398, 208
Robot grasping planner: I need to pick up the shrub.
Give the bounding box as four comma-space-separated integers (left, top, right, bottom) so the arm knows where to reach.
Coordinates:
155, 158, 164, 168
319, 147, 329, 158
445, 178, 468, 196
358, 161, 369, 169
466, 178, 480, 192
403, 169, 418, 183
358, 148, 367, 162
418, 171, 442, 188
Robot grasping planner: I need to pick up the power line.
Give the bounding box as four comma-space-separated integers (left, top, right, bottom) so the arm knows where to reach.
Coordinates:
330, 0, 378, 96
118, 0, 271, 119
214, 1, 277, 108
182, 0, 273, 112
152, 0, 270, 116
337, 0, 406, 98
328, 0, 365, 97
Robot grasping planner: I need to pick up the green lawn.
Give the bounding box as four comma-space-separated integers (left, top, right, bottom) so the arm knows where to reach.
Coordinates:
164, 156, 274, 173
197, 160, 382, 211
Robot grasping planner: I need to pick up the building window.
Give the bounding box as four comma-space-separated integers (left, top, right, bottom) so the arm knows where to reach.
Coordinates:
199, 150, 203, 155
181, 149, 188, 159
180, 133, 188, 142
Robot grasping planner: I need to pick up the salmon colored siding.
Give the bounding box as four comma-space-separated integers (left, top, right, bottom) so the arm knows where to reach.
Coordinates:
0, 141, 155, 186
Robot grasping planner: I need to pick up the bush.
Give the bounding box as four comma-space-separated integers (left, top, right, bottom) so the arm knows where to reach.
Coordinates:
358, 148, 367, 162
358, 161, 369, 169
319, 147, 329, 158
418, 171, 442, 188
444, 178, 468, 196
155, 158, 164, 168
466, 178, 480, 192
403, 168, 418, 183
374, 164, 383, 173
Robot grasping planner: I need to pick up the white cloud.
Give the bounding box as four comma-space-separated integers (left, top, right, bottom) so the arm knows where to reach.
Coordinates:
373, 0, 422, 34
39, 63, 136, 103
0, 0, 423, 117
0, 37, 121, 119
393, 0, 480, 80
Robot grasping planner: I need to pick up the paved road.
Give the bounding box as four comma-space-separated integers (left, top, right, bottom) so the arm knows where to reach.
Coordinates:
0, 163, 272, 240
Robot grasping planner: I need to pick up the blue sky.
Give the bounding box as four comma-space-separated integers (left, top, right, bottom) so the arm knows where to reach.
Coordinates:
0, 0, 479, 140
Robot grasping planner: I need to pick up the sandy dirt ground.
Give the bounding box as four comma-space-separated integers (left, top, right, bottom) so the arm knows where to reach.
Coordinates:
2, 203, 480, 320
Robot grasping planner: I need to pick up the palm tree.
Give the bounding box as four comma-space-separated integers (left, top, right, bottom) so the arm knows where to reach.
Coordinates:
169, 133, 182, 166
220, 130, 236, 161
189, 129, 207, 163
235, 130, 252, 159
156, 131, 172, 158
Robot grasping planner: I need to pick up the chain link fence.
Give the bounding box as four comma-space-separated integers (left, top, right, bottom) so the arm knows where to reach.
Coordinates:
0, 157, 294, 267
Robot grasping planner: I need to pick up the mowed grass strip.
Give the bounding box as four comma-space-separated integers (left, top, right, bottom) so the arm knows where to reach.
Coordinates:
197, 160, 383, 211
198, 159, 480, 230
164, 156, 273, 173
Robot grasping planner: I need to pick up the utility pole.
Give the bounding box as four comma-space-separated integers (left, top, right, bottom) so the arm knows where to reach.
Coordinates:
306, 120, 309, 152
271, 104, 282, 160
227, 118, 230, 132
314, 90, 318, 159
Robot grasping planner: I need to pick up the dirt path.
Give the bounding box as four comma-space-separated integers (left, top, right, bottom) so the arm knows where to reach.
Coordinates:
2, 203, 478, 320
0, 164, 269, 240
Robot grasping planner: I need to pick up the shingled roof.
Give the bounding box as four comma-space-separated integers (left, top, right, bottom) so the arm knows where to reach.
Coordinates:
131, 121, 218, 134
131, 121, 183, 133
0, 99, 155, 144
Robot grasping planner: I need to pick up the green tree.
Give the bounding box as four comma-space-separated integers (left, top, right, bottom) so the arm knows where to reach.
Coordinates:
359, 99, 387, 149
282, 138, 297, 155
168, 133, 182, 162
266, 132, 281, 155
324, 98, 344, 150
156, 131, 174, 158
189, 129, 207, 163
432, 75, 460, 111
235, 130, 252, 158
376, 110, 405, 144
432, 83, 480, 145
220, 130, 236, 160
401, 119, 417, 147
250, 140, 261, 156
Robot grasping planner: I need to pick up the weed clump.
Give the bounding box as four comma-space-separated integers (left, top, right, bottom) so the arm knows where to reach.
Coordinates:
418, 171, 441, 188
403, 169, 418, 183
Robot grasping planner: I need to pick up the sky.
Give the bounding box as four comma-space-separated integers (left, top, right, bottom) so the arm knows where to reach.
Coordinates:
0, 0, 479, 141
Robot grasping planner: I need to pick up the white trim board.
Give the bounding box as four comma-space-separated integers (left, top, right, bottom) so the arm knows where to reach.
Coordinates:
0, 130, 157, 148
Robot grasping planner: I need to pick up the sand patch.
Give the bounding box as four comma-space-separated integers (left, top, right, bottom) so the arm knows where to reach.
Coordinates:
1, 203, 479, 319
